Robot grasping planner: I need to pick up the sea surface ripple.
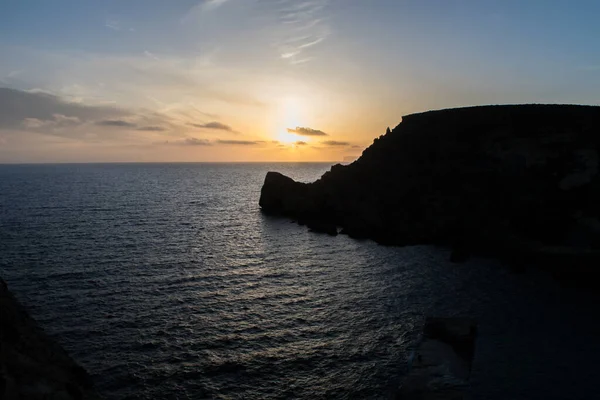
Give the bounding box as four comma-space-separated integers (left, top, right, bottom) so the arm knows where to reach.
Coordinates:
1, 163, 599, 399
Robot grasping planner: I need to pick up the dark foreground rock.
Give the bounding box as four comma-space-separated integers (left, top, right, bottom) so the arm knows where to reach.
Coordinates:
260, 105, 600, 272
306, 220, 338, 236
0, 278, 100, 400
397, 318, 477, 399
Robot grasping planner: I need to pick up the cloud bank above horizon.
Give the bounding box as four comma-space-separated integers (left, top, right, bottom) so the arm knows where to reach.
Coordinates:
1, 0, 599, 162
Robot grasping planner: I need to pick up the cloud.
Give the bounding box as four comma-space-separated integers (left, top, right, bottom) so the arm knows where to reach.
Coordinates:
0, 87, 180, 144
144, 51, 160, 61
137, 126, 166, 131
273, 0, 330, 64
287, 126, 328, 136
0, 87, 127, 130
181, 0, 230, 24
295, 141, 307, 145
203, 0, 229, 11
9, 49, 266, 110
164, 137, 264, 146
0, 70, 22, 85
105, 20, 120, 31
189, 121, 234, 131
95, 119, 137, 128
96, 119, 172, 132
285, 37, 324, 55
183, 137, 212, 146
216, 139, 259, 145
22, 114, 81, 129
322, 140, 350, 146
163, 137, 212, 146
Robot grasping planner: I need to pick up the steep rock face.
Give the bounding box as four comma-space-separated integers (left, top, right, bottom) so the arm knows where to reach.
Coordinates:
259, 105, 600, 262
0, 278, 100, 400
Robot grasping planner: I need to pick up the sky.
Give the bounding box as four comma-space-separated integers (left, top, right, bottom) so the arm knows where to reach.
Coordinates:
0, 0, 599, 163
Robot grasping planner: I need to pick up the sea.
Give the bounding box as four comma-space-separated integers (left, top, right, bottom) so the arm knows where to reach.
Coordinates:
1, 163, 599, 400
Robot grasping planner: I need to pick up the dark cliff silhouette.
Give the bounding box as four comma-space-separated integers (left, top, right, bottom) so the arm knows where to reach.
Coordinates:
260, 104, 600, 275
0, 278, 100, 399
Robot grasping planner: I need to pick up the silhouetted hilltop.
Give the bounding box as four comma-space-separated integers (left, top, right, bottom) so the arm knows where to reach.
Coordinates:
260, 105, 600, 271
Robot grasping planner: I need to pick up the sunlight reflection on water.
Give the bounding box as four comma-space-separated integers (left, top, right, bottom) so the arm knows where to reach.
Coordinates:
1, 163, 600, 399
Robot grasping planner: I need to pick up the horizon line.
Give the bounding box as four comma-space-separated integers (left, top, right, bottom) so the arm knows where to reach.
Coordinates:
0, 160, 346, 166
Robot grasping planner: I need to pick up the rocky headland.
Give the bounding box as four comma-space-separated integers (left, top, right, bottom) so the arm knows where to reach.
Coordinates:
0, 278, 100, 400
260, 105, 600, 276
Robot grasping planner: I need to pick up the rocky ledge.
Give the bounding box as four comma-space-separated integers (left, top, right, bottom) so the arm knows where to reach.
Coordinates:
397, 318, 477, 399
260, 105, 600, 271
0, 278, 100, 400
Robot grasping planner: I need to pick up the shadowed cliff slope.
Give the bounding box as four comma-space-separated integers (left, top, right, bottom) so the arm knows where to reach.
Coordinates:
0, 278, 100, 400
260, 105, 600, 266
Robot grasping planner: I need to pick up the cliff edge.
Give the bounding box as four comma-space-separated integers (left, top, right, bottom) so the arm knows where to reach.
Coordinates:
260, 105, 600, 268
0, 278, 100, 400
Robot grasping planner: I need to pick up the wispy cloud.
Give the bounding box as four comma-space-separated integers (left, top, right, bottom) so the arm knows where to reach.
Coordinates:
94, 118, 174, 133
295, 140, 307, 145
216, 139, 260, 145
1, 88, 179, 143
189, 121, 234, 131
105, 20, 120, 31
0, 87, 127, 130
289, 57, 313, 65
137, 126, 166, 132
322, 140, 350, 146
144, 51, 160, 61
287, 126, 328, 136
11, 46, 266, 113
181, 0, 231, 24
203, 0, 229, 11
272, 0, 330, 64
161, 137, 212, 146
95, 119, 170, 132
22, 114, 81, 130
163, 137, 268, 146
184, 137, 212, 146
297, 37, 324, 50
95, 119, 137, 128
0, 70, 22, 84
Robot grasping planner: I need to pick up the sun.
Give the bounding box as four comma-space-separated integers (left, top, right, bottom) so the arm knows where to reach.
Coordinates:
277, 129, 304, 144
275, 96, 309, 145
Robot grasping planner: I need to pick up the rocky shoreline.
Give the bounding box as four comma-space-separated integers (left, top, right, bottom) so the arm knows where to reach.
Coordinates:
397, 318, 477, 399
0, 278, 100, 400
260, 105, 600, 275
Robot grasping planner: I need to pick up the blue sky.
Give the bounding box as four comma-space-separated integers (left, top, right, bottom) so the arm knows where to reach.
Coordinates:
1, 0, 599, 162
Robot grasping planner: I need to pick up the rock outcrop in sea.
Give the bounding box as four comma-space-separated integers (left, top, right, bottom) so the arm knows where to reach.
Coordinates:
260, 105, 600, 269
0, 278, 100, 400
